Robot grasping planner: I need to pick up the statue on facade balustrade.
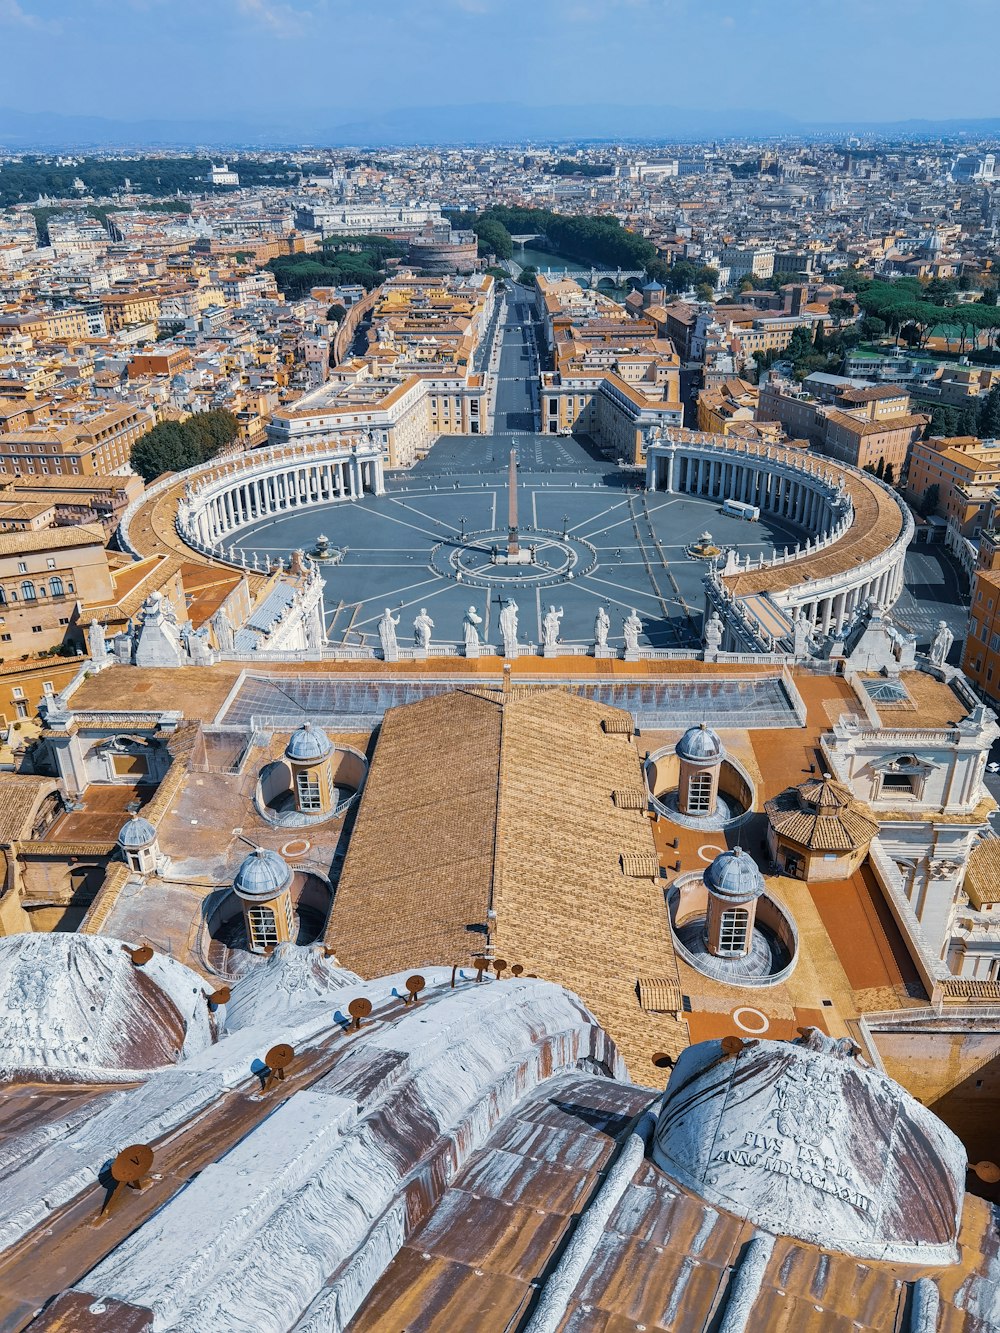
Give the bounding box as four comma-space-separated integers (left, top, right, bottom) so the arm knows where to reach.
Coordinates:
623, 609, 643, 655
704, 611, 723, 658
499, 598, 519, 657
378, 608, 400, 660
413, 608, 434, 651
929, 620, 954, 667
793, 610, 813, 659
594, 606, 610, 650
463, 605, 483, 652
542, 606, 563, 650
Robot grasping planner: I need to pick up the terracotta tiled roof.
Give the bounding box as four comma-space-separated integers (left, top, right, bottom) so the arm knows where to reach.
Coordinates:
328, 687, 686, 1076
725, 465, 905, 597
964, 838, 1000, 908
765, 776, 878, 853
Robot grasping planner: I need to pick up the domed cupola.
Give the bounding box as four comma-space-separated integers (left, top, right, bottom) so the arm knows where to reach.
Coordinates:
676, 722, 724, 762
704, 845, 765, 903
675, 723, 725, 818
233, 848, 294, 953
284, 721, 333, 764
117, 814, 158, 874
234, 847, 292, 901
283, 722, 336, 815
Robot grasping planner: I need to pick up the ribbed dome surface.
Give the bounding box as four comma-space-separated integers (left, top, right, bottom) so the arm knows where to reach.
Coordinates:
675, 723, 724, 762
704, 846, 764, 901
233, 847, 292, 901
117, 815, 156, 849
284, 721, 333, 763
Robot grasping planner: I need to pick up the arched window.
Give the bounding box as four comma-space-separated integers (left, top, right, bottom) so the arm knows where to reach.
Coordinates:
718, 907, 750, 955
687, 770, 713, 814
0, 587, 7, 605
20, 581, 35, 601
49, 576, 64, 598
247, 904, 278, 950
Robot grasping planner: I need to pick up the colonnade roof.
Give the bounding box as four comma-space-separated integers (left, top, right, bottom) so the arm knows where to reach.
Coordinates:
723, 465, 905, 597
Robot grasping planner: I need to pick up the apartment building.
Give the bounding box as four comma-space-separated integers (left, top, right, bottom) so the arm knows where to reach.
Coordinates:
536, 275, 682, 462
268, 274, 495, 467
0, 525, 113, 658
0, 308, 91, 342
906, 435, 1000, 537
696, 378, 759, 433
758, 376, 928, 475
0, 403, 153, 479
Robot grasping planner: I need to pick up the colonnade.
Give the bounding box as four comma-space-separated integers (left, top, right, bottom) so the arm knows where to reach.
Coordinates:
178, 444, 385, 555
645, 432, 913, 656
655, 448, 842, 539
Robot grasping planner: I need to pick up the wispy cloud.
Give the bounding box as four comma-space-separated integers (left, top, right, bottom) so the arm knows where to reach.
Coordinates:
233, 0, 311, 36
0, 0, 59, 31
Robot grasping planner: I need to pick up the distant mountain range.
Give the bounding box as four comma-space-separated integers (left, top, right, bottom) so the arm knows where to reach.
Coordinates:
2, 103, 1000, 150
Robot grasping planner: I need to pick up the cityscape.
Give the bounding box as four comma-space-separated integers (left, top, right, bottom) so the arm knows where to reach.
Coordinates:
0, 2, 999, 1330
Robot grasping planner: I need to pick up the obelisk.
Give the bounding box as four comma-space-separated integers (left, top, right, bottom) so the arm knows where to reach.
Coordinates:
507, 447, 519, 558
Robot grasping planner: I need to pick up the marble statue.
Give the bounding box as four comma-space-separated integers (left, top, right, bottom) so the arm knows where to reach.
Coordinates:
929, 620, 954, 667
499, 598, 519, 655
594, 606, 610, 649
89, 620, 107, 663
413, 608, 434, 651
462, 605, 483, 651
542, 605, 563, 649
793, 609, 813, 658
623, 609, 643, 654
704, 610, 723, 654
378, 608, 400, 659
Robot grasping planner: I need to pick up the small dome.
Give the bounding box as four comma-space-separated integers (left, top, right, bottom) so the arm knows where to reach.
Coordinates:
705, 846, 764, 902
676, 723, 724, 762
233, 847, 292, 901
0, 934, 215, 1081
653, 1028, 967, 1264
284, 721, 333, 763
117, 814, 156, 850
642, 279, 664, 291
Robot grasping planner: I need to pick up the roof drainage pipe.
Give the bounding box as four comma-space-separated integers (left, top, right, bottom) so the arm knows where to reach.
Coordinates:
521, 1097, 662, 1333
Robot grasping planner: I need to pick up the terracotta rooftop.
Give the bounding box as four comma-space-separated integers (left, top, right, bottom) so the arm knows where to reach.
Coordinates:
765, 774, 879, 852
724, 465, 905, 597
965, 838, 1000, 908
327, 686, 686, 1077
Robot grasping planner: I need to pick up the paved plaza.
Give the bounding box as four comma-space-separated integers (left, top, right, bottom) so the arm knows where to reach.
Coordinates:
231, 434, 808, 651
230, 295, 965, 653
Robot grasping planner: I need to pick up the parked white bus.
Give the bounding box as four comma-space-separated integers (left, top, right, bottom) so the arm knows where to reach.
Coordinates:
721, 498, 760, 521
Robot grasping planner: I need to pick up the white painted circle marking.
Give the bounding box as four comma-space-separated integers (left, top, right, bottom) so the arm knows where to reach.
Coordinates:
281, 838, 311, 858
731, 1007, 769, 1035
697, 844, 725, 863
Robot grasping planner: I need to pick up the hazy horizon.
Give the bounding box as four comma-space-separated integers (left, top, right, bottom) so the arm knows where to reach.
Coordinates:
0, 0, 998, 134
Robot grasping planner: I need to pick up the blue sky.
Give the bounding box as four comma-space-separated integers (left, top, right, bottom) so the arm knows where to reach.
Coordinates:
1, 0, 998, 123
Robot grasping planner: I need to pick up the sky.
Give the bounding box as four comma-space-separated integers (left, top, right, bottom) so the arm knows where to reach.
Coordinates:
1, 0, 999, 126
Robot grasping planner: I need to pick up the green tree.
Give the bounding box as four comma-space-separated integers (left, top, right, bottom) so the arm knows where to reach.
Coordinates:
828, 298, 855, 320
737, 276, 754, 293
472, 217, 513, 261
130, 410, 239, 483
920, 483, 941, 516
695, 282, 714, 304
980, 385, 1000, 438
875, 457, 886, 479
884, 461, 895, 485
326, 303, 347, 323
